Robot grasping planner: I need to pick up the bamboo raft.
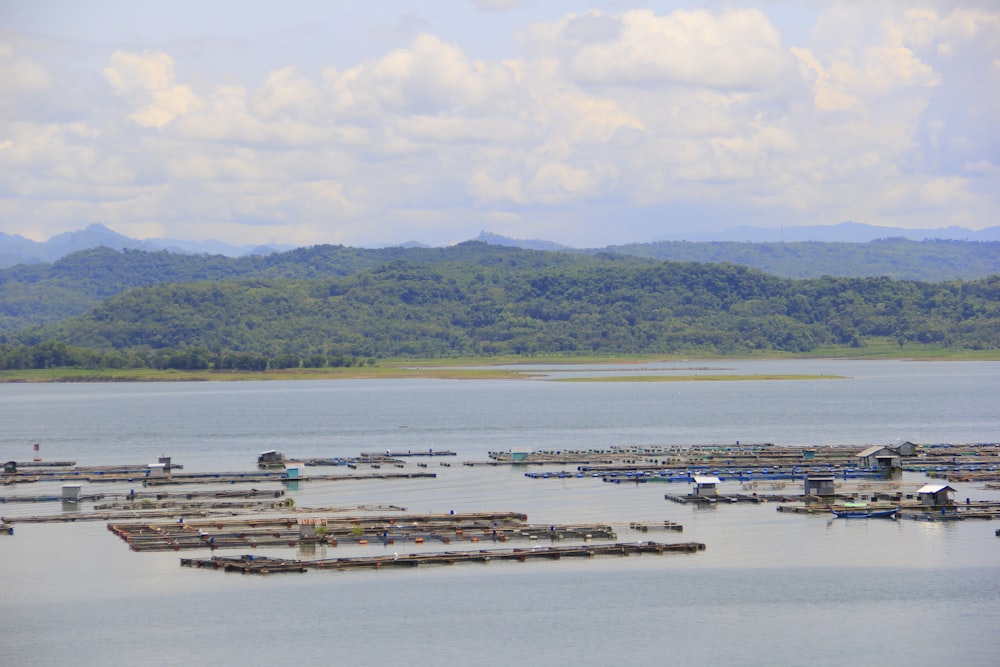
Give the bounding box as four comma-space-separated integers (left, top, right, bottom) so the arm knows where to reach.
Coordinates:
776, 502, 1000, 520
1, 468, 435, 486
629, 521, 683, 533
107, 512, 616, 552
664, 492, 801, 504
490, 442, 1000, 479
0, 488, 286, 505
179, 541, 707, 574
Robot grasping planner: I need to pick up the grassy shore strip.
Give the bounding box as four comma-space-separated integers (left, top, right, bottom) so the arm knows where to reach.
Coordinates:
0, 342, 996, 383
551, 374, 842, 383
0, 366, 540, 383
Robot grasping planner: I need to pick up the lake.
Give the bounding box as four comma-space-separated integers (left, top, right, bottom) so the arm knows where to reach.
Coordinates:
1, 359, 998, 666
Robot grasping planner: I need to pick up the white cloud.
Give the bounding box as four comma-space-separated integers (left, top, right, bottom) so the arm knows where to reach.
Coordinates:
0, 43, 52, 103
103, 50, 202, 128
525, 8, 793, 89
0, 3, 997, 247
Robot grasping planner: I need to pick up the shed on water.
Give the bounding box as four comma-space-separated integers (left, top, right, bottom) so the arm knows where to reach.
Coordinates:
258, 450, 284, 465
692, 475, 720, 497
917, 484, 956, 508
804, 474, 836, 496
510, 447, 532, 462
298, 517, 327, 539
856, 445, 901, 470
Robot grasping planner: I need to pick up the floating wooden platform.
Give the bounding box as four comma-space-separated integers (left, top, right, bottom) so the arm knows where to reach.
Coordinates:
146, 471, 436, 486
1, 466, 434, 486
360, 450, 456, 458
664, 493, 801, 505
107, 512, 615, 552
490, 442, 1000, 482
629, 521, 683, 533
775, 502, 1000, 521
180, 541, 707, 574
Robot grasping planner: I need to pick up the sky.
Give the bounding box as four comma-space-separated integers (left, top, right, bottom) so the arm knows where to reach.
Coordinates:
1, 1, 998, 248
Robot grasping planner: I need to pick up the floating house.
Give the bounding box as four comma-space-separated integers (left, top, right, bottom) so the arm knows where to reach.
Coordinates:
510, 447, 532, 462
258, 450, 285, 466
298, 517, 327, 539
803, 474, 836, 497
856, 445, 902, 470
147, 462, 166, 477
917, 484, 956, 508
896, 441, 918, 457
692, 475, 721, 497
61, 484, 81, 502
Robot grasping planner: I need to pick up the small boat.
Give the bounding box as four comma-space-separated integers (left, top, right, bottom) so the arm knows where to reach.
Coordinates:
831, 503, 899, 519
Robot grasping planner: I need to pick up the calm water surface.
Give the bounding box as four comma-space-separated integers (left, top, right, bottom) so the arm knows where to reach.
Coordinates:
1, 359, 998, 666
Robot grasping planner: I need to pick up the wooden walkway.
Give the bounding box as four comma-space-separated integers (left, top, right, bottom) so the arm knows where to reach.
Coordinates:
180, 541, 707, 574
1, 469, 435, 486
107, 512, 617, 552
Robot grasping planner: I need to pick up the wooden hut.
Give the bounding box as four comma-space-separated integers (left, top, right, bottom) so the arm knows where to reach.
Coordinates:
692, 475, 720, 497
257, 450, 285, 466
917, 484, 956, 508
856, 446, 901, 470
298, 517, 327, 539
510, 447, 532, 462
803, 474, 836, 497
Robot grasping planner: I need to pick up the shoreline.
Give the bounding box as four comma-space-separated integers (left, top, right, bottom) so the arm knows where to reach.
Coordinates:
1, 349, 997, 383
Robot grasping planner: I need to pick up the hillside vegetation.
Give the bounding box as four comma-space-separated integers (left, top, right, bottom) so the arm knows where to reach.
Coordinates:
2, 238, 999, 333
600, 238, 1000, 281
0, 243, 649, 331
2, 246, 997, 371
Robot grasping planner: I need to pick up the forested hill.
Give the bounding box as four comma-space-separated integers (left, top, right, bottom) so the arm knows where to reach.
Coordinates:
591, 238, 1000, 281
0, 243, 651, 331
13, 259, 1000, 364
2, 237, 999, 334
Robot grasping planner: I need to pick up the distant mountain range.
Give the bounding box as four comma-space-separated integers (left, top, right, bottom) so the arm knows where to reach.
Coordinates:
0, 224, 295, 268
1, 221, 997, 269
476, 223, 1000, 248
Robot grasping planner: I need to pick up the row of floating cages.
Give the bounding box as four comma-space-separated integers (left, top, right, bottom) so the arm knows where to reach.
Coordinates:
521, 467, 890, 483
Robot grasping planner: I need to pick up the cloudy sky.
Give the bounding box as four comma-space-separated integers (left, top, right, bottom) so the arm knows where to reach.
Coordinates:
1, 1, 997, 248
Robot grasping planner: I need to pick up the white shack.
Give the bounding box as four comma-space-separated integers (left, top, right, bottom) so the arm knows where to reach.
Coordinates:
917, 484, 956, 508
692, 475, 721, 497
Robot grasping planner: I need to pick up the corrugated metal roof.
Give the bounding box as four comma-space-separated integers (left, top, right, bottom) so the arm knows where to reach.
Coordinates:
692, 475, 721, 485
917, 484, 955, 494
856, 445, 888, 457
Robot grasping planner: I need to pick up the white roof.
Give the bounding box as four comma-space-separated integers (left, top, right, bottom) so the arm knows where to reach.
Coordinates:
917, 484, 955, 494
692, 475, 721, 485
857, 445, 894, 457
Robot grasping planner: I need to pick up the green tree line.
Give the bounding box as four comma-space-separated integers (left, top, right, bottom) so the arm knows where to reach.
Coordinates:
4, 258, 996, 366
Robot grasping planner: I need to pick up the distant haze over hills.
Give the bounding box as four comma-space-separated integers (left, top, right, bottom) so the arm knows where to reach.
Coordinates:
0, 224, 295, 268
0, 222, 997, 268
646, 222, 1000, 244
